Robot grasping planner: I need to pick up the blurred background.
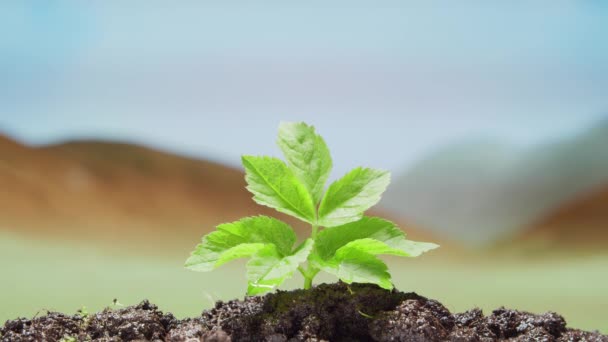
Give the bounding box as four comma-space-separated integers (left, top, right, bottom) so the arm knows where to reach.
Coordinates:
1, 1, 607, 333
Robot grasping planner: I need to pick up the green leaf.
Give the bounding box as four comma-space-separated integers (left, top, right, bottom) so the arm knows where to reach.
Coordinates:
242, 155, 316, 223
392, 240, 442, 257
309, 217, 438, 288
277, 122, 333, 204
335, 238, 411, 257
318, 247, 393, 290
185, 216, 297, 271
318, 167, 390, 227
247, 238, 314, 295
186, 121, 440, 295
313, 217, 438, 261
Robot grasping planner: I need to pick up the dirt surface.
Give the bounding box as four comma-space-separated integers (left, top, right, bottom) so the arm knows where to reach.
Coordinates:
1, 283, 606, 341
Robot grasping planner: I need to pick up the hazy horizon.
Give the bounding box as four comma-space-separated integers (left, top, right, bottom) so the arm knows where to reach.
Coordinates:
2, 116, 607, 177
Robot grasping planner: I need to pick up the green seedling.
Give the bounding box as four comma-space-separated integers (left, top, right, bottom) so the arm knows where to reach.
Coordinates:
185, 122, 438, 295
59, 336, 77, 342
76, 306, 89, 318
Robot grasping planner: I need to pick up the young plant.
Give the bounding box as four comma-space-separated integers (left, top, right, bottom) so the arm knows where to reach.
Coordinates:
185, 122, 438, 295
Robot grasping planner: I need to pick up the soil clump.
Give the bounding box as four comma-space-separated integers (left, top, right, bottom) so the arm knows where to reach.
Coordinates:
2, 283, 606, 341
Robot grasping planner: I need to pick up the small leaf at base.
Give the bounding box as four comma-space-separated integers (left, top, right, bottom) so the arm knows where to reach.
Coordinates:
247, 238, 314, 295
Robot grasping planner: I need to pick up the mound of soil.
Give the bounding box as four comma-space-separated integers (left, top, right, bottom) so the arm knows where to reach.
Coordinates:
1, 283, 606, 341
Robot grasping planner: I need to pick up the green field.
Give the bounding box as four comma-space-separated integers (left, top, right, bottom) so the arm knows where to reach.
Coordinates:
1, 232, 606, 333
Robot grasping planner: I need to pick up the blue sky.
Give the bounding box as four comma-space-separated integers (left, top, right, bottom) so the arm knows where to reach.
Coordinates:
1, 2, 607, 177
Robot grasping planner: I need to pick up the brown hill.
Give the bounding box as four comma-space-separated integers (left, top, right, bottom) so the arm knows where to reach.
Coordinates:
514, 185, 608, 249
0, 135, 441, 255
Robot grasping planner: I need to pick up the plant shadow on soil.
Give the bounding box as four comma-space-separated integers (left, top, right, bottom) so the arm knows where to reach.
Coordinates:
2, 282, 606, 342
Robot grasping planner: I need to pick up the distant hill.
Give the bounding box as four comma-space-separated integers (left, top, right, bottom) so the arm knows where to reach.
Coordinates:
514, 184, 608, 248
0, 135, 277, 251
0, 135, 438, 254
382, 119, 608, 245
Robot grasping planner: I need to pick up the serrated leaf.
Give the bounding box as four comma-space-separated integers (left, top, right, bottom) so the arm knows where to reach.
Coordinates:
187, 121, 441, 295
247, 238, 314, 295
313, 217, 438, 260
318, 167, 390, 227
242, 155, 316, 223
334, 238, 411, 258
277, 122, 332, 204
186, 242, 266, 272
185, 216, 297, 271
393, 240, 441, 257
318, 247, 393, 290
309, 217, 438, 288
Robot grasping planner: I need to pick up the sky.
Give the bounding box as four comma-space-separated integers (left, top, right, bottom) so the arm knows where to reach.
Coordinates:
1, 2, 607, 177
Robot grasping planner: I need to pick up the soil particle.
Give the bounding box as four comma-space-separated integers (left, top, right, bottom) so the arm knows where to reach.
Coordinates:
369, 299, 454, 341
85, 300, 176, 341
486, 308, 567, 340
164, 318, 209, 342
1, 283, 606, 342
214, 282, 424, 342
0, 312, 83, 342
449, 308, 497, 341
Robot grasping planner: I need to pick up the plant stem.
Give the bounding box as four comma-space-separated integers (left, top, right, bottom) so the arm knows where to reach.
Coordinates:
302, 223, 320, 289
298, 266, 307, 278
304, 275, 313, 289
299, 266, 314, 289
301, 267, 319, 289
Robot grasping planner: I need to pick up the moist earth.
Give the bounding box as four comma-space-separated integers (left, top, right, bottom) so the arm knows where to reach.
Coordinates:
1, 283, 606, 342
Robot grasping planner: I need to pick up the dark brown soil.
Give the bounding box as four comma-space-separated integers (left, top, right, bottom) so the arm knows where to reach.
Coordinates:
1, 283, 606, 341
